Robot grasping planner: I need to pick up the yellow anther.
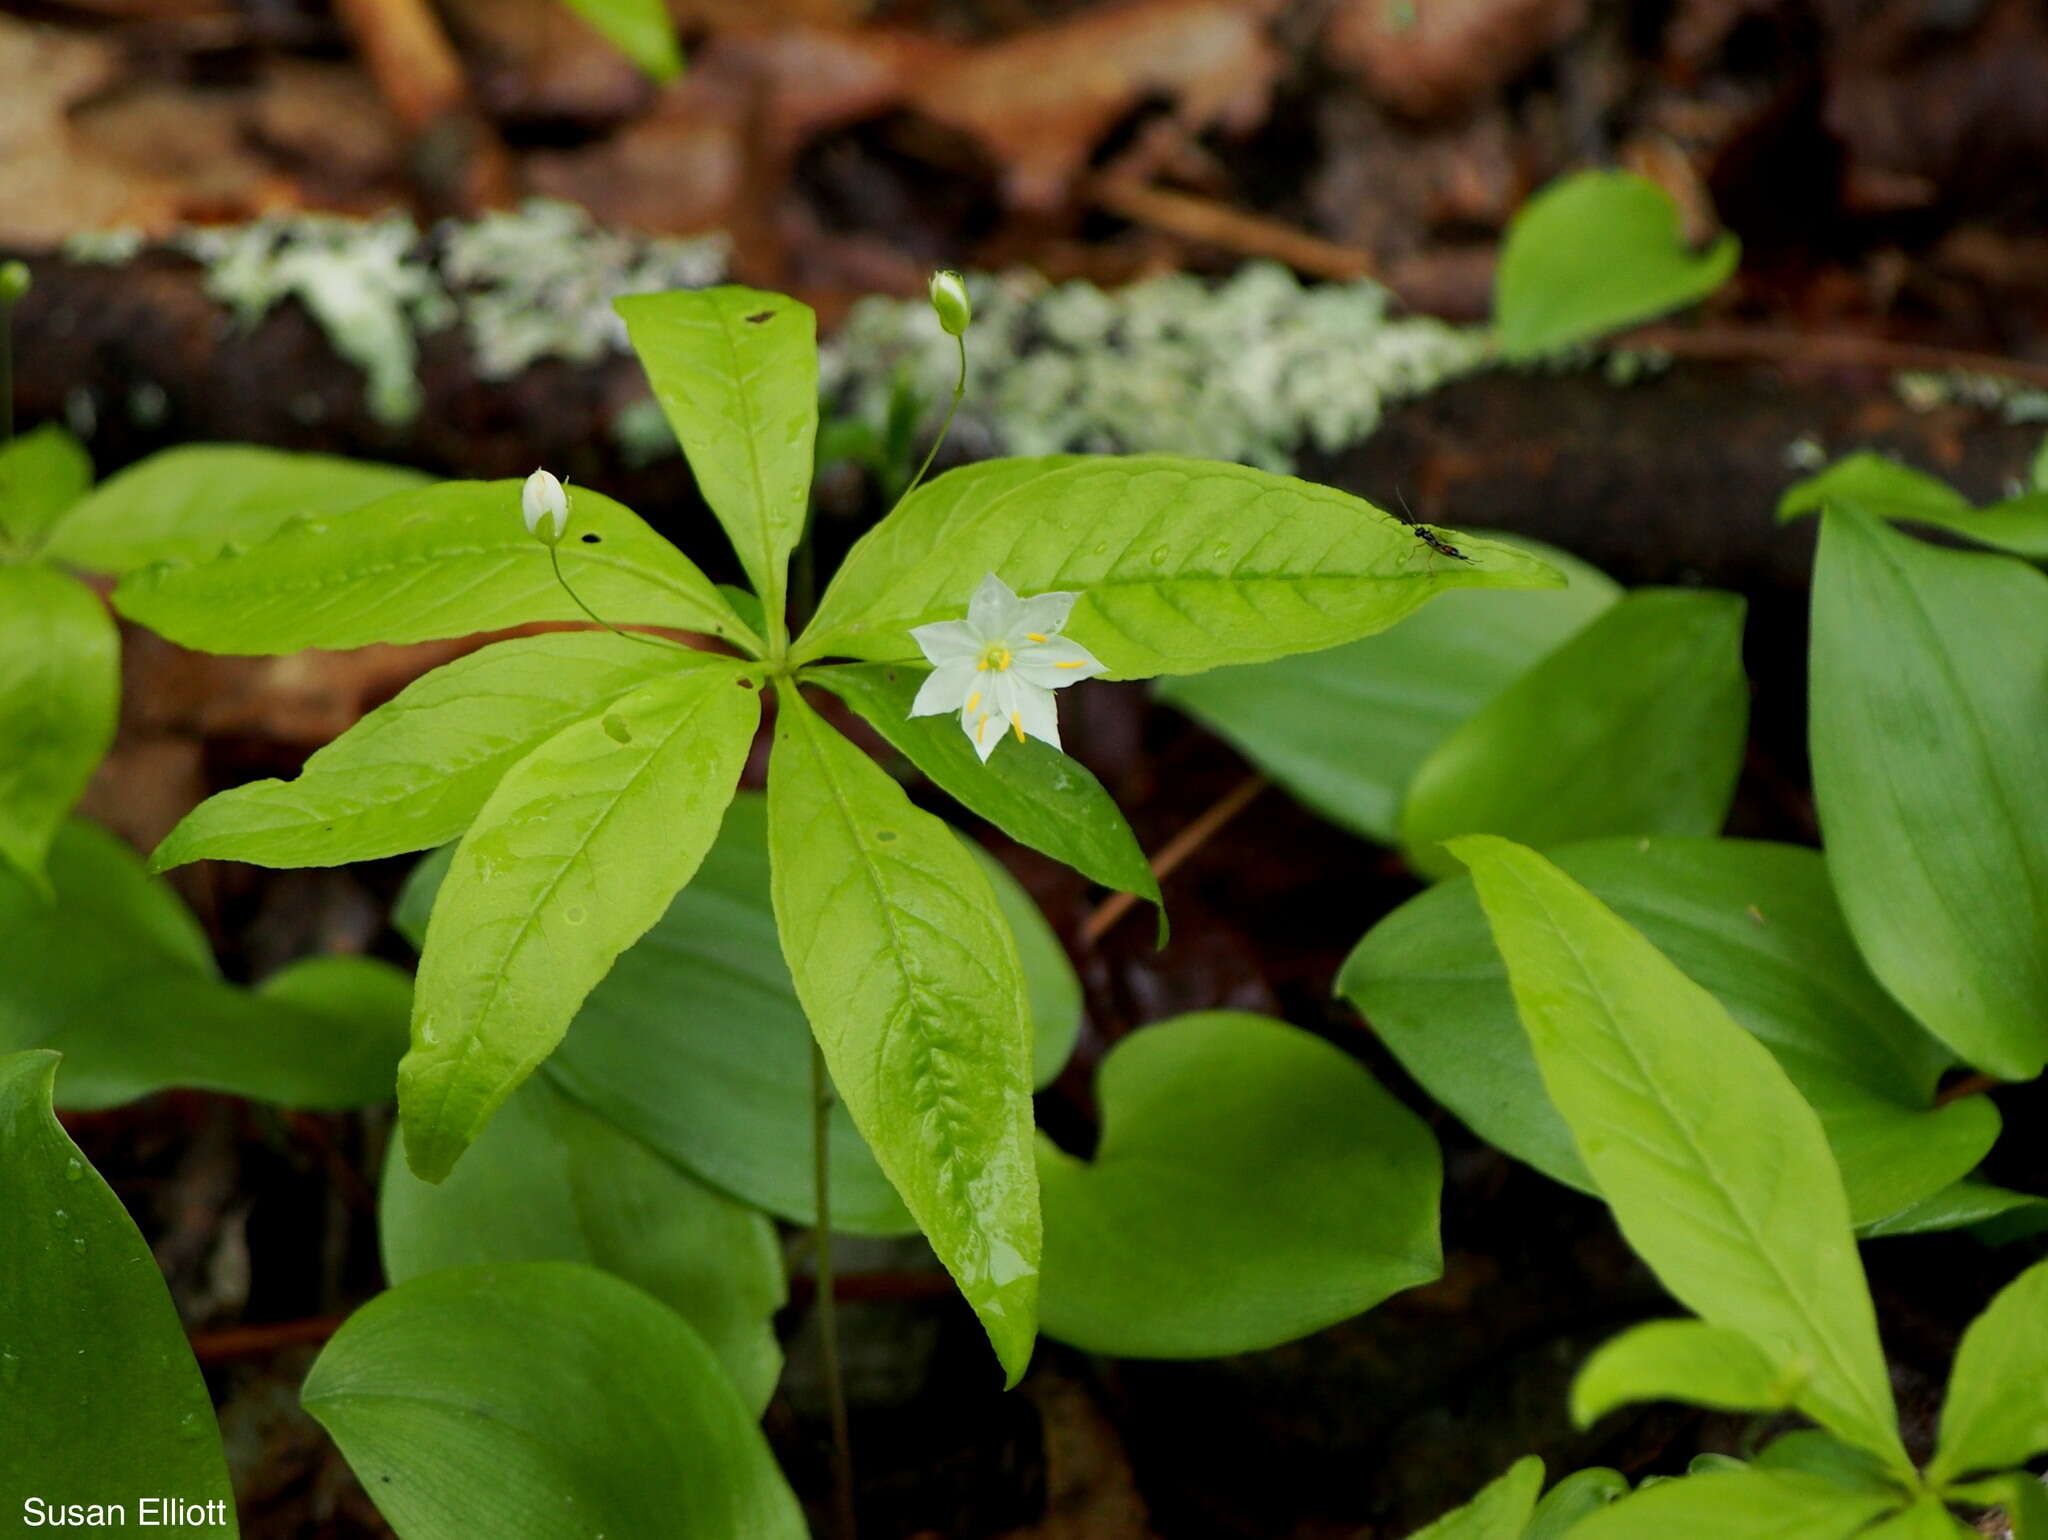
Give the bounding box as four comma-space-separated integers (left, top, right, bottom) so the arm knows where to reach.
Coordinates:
1011, 712, 1024, 743
977, 716, 990, 744
980, 644, 1013, 672
1026, 632, 1047, 643
967, 692, 981, 711
1055, 660, 1085, 669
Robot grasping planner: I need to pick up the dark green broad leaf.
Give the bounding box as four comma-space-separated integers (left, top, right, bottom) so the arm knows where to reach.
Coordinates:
1572, 1320, 1801, 1427
1926, 1258, 2048, 1485
1494, 170, 1739, 359
1451, 837, 1905, 1469
1400, 588, 1748, 880
401, 661, 759, 1182
0, 423, 92, 555
1809, 508, 2048, 1080
616, 287, 816, 642
1778, 452, 2048, 560
397, 791, 1080, 1233
560, 0, 683, 80
380, 1072, 785, 1412
4, 820, 413, 1110
44, 445, 428, 574
1563, 1471, 1899, 1540
1156, 537, 1619, 844
0, 1051, 238, 1529
767, 687, 1040, 1383
114, 479, 752, 655
303, 1263, 805, 1540
795, 455, 1563, 678
1339, 837, 1993, 1229
1861, 1181, 2048, 1241
154, 632, 696, 872
1405, 1457, 1545, 1540
813, 660, 1160, 915
0, 565, 118, 886
1037, 1011, 1440, 1358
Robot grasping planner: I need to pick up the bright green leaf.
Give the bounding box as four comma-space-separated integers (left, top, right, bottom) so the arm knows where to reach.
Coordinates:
1400, 589, 1747, 879
0, 423, 92, 555
1755, 1430, 1905, 1496
1037, 1011, 1440, 1358
615, 287, 817, 641
380, 1072, 784, 1411
1563, 1470, 1900, 1540
400, 662, 759, 1182
1339, 837, 1993, 1230
303, 1263, 804, 1540
1861, 1181, 2048, 1241
1950, 1474, 2048, 1539
795, 454, 1563, 678
767, 687, 1040, 1383
1572, 1320, 1800, 1427
1156, 536, 1618, 843
1495, 170, 1739, 359
560, 0, 683, 80
114, 479, 752, 655
813, 660, 1161, 916
1810, 508, 2048, 1080
0, 566, 119, 885
1, 821, 412, 1110
1778, 452, 2048, 561
44, 444, 427, 574
1927, 1258, 2048, 1484
1855, 1495, 1973, 1538
0, 1051, 238, 1528
1406, 1457, 1545, 1540
1524, 1468, 1629, 1540
1448, 835, 1905, 1468
154, 632, 698, 872
397, 793, 1079, 1232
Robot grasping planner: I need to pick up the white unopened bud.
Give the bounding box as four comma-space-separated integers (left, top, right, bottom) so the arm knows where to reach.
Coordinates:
522, 468, 569, 544
928, 269, 971, 337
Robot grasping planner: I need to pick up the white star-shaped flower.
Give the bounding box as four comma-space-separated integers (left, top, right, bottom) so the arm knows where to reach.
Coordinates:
909, 573, 1105, 761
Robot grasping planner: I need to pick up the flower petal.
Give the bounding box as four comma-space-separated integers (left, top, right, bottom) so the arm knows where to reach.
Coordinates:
1012, 636, 1106, 689
967, 572, 1023, 637
911, 618, 983, 667
910, 660, 976, 717
961, 696, 1002, 761
1011, 589, 1080, 642
1008, 678, 1062, 752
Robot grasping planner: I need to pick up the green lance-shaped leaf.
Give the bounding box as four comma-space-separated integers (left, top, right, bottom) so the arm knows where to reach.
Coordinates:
115, 479, 753, 655
1450, 835, 1907, 1470
1157, 535, 1620, 845
1339, 837, 1997, 1230
303, 1263, 805, 1540
1950, 1474, 2048, 1539
1037, 1011, 1440, 1358
1809, 507, 2048, 1081
795, 454, 1563, 678
0, 1051, 238, 1530
560, 0, 683, 80
380, 1072, 785, 1413
43, 444, 428, 574
0, 566, 118, 887
1779, 451, 2048, 562
400, 661, 759, 1182
1524, 1469, 1629, 1540
813, 660, 1160, 918
1494, 169, 1739, 359
616, 288, 817, 642
1399, 588, 1748, 879
1855, 1496, 1975, 1538
766, 686, 1040, 1384
154, 633, 700, 872
1572, 1320, 1803, 1427
1563, 1470, 1902, 1540
1405, 1457, 1545, 1540
1926, 1258, 2048, 1485
1861, 1181, 2048, 1241
0, 422, 92, 555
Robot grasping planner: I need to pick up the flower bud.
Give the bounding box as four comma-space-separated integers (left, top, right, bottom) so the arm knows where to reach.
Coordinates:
522, 467, 569, 544
0, 261, 29, 306
928, 269, 971, 337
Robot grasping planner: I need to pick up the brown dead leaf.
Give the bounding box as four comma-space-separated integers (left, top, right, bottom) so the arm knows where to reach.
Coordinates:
441, 0, 654, 125
1323, 0, 1589, 122
999, 1367, 1156, 1540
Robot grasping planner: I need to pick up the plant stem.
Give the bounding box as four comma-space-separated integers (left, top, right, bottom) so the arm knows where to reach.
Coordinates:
811, 1037, 858, 1540
1080, 773, 1268, 947
897, 332, 967, 505
547, 545, 682, 652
